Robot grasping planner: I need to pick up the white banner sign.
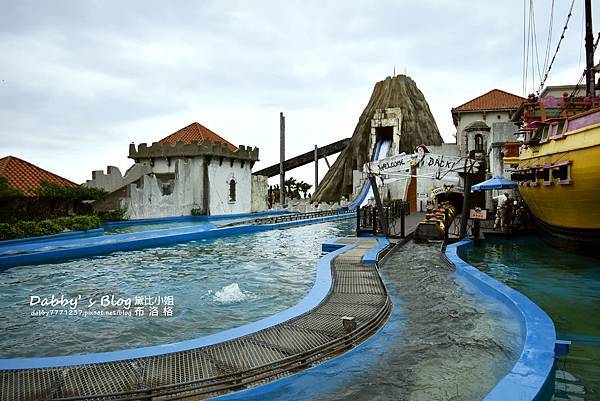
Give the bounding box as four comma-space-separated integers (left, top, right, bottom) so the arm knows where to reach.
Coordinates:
368, 152, 478, 176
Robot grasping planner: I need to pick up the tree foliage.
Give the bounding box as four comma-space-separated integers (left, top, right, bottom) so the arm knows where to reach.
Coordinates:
269, 178, 313, 204
34, 181, 108, 201
0, 176, 23, 198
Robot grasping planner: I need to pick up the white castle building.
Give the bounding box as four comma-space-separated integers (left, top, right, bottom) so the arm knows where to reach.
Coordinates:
86, 122, 268, 219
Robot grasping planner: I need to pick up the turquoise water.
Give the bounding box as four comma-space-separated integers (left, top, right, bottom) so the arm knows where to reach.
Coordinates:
0, 219, 355, 358
461, 237, 600, 401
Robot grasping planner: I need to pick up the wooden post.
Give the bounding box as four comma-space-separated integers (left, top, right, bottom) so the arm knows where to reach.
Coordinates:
459, 165, 471, 239
473, 219, 480, 241
444, 208, 449, 242
279, 112, 285, 207
369, 175, 389, 237
585, 0, 596, 100
314, 144, 319, 193
400, 202, 406, 238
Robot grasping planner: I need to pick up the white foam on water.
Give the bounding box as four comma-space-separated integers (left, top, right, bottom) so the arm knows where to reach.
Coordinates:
213, 283, 247, 304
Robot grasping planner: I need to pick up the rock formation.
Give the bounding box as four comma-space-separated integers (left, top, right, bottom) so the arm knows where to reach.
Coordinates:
312, 75, 443, 202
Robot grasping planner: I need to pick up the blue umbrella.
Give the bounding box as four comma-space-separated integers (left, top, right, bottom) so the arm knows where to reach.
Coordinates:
471, 175, 517, 192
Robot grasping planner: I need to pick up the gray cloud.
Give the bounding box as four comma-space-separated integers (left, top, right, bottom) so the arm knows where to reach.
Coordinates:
1, 0, 597, 185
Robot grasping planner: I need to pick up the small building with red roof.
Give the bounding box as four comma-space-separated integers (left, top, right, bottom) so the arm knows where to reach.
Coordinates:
0, 155, 76, 196
86, 122, 262, 219
451, 89, 524, 157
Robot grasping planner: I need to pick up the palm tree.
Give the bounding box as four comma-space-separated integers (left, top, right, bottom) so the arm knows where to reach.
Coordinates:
297, 181, 312, 198
282, 178, 313, 200
284, 178, 299, 199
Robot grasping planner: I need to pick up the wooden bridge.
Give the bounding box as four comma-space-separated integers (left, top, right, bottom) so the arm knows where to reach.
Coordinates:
253, 138, 350, 177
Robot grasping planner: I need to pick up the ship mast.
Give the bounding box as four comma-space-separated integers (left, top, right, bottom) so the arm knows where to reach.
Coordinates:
584, 0, 596, 99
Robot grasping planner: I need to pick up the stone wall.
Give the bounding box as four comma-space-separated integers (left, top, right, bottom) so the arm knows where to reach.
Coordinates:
129, 140, 259, 162
206, 158, 252, 215
85, 164, 152, 193
369, 107, 402, 159
251, 175, 269, 213
123, 158, 205, 219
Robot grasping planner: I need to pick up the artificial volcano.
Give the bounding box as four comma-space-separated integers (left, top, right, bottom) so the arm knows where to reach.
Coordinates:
312, 75, 443, 203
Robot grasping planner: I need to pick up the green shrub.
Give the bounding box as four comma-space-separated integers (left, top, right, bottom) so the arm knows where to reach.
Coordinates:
11, 220, 63, 238
37, 220, 65, 236
69, 215, 101, 231
0, 215, 102, 241
0, 176, 23, 198
0, 223, 16, 241
56, 215, 101, 231
191, 208, 204, 216
13, 221, 41, 237
96, 209, 126, 222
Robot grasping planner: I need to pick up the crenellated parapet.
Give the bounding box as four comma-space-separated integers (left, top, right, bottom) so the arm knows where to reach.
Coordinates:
85, 163, 152, 193
129, 140, 259, 162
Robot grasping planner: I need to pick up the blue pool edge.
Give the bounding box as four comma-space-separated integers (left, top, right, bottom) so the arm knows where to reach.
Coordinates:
0, 232, 361, 370
101, 210, 292, 228
0, 211, 289, 248
0, 228, 104, 246
445, 240, 556, 401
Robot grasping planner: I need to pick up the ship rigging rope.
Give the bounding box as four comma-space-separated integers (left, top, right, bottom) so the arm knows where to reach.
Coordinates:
541, 0, 555, 78
523, 0, 542, 94
565, 31, 600, 106
535, 0, 576, 95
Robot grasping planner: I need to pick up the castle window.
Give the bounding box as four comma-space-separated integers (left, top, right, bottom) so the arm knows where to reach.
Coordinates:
229, 179, 236, 202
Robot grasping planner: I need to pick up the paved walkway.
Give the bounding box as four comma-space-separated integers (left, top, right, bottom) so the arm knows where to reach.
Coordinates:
0, 238, 390, 401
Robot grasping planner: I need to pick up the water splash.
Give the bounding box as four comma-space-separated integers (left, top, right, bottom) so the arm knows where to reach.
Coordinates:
213, 283, 247, 304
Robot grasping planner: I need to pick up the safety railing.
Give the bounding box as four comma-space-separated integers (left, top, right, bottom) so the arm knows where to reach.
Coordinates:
356, 200, 409, 237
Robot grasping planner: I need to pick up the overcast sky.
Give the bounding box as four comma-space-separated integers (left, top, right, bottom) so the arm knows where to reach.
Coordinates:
1, 0, 597, 187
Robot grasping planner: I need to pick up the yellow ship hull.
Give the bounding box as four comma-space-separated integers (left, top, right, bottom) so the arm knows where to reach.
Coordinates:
518, 119, 600, 234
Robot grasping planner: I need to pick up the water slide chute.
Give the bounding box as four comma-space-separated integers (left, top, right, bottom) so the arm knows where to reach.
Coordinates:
347, 139, 392, 210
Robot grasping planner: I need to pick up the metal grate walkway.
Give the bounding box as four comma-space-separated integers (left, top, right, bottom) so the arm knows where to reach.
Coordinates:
1, 244, 391, 401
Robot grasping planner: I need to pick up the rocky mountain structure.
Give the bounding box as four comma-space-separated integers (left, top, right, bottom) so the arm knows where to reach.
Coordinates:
312, 75, 443, 203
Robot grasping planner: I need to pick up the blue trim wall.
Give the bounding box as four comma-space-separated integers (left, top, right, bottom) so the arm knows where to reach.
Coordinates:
101, 210, 292, 228
362, 237, 390, 265
0, 224, 219, 255
0, 228, 104, 246
0, 213, 355, 270
321, 237, 344, 253
0, 240, 358, 370
0, 211, 288, 249
446, 240, 556, 401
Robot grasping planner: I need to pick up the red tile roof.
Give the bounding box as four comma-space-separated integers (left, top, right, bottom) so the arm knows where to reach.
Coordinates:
159, 122, 237, 152
452, 89, 525, 113
0, 156, 76, 197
